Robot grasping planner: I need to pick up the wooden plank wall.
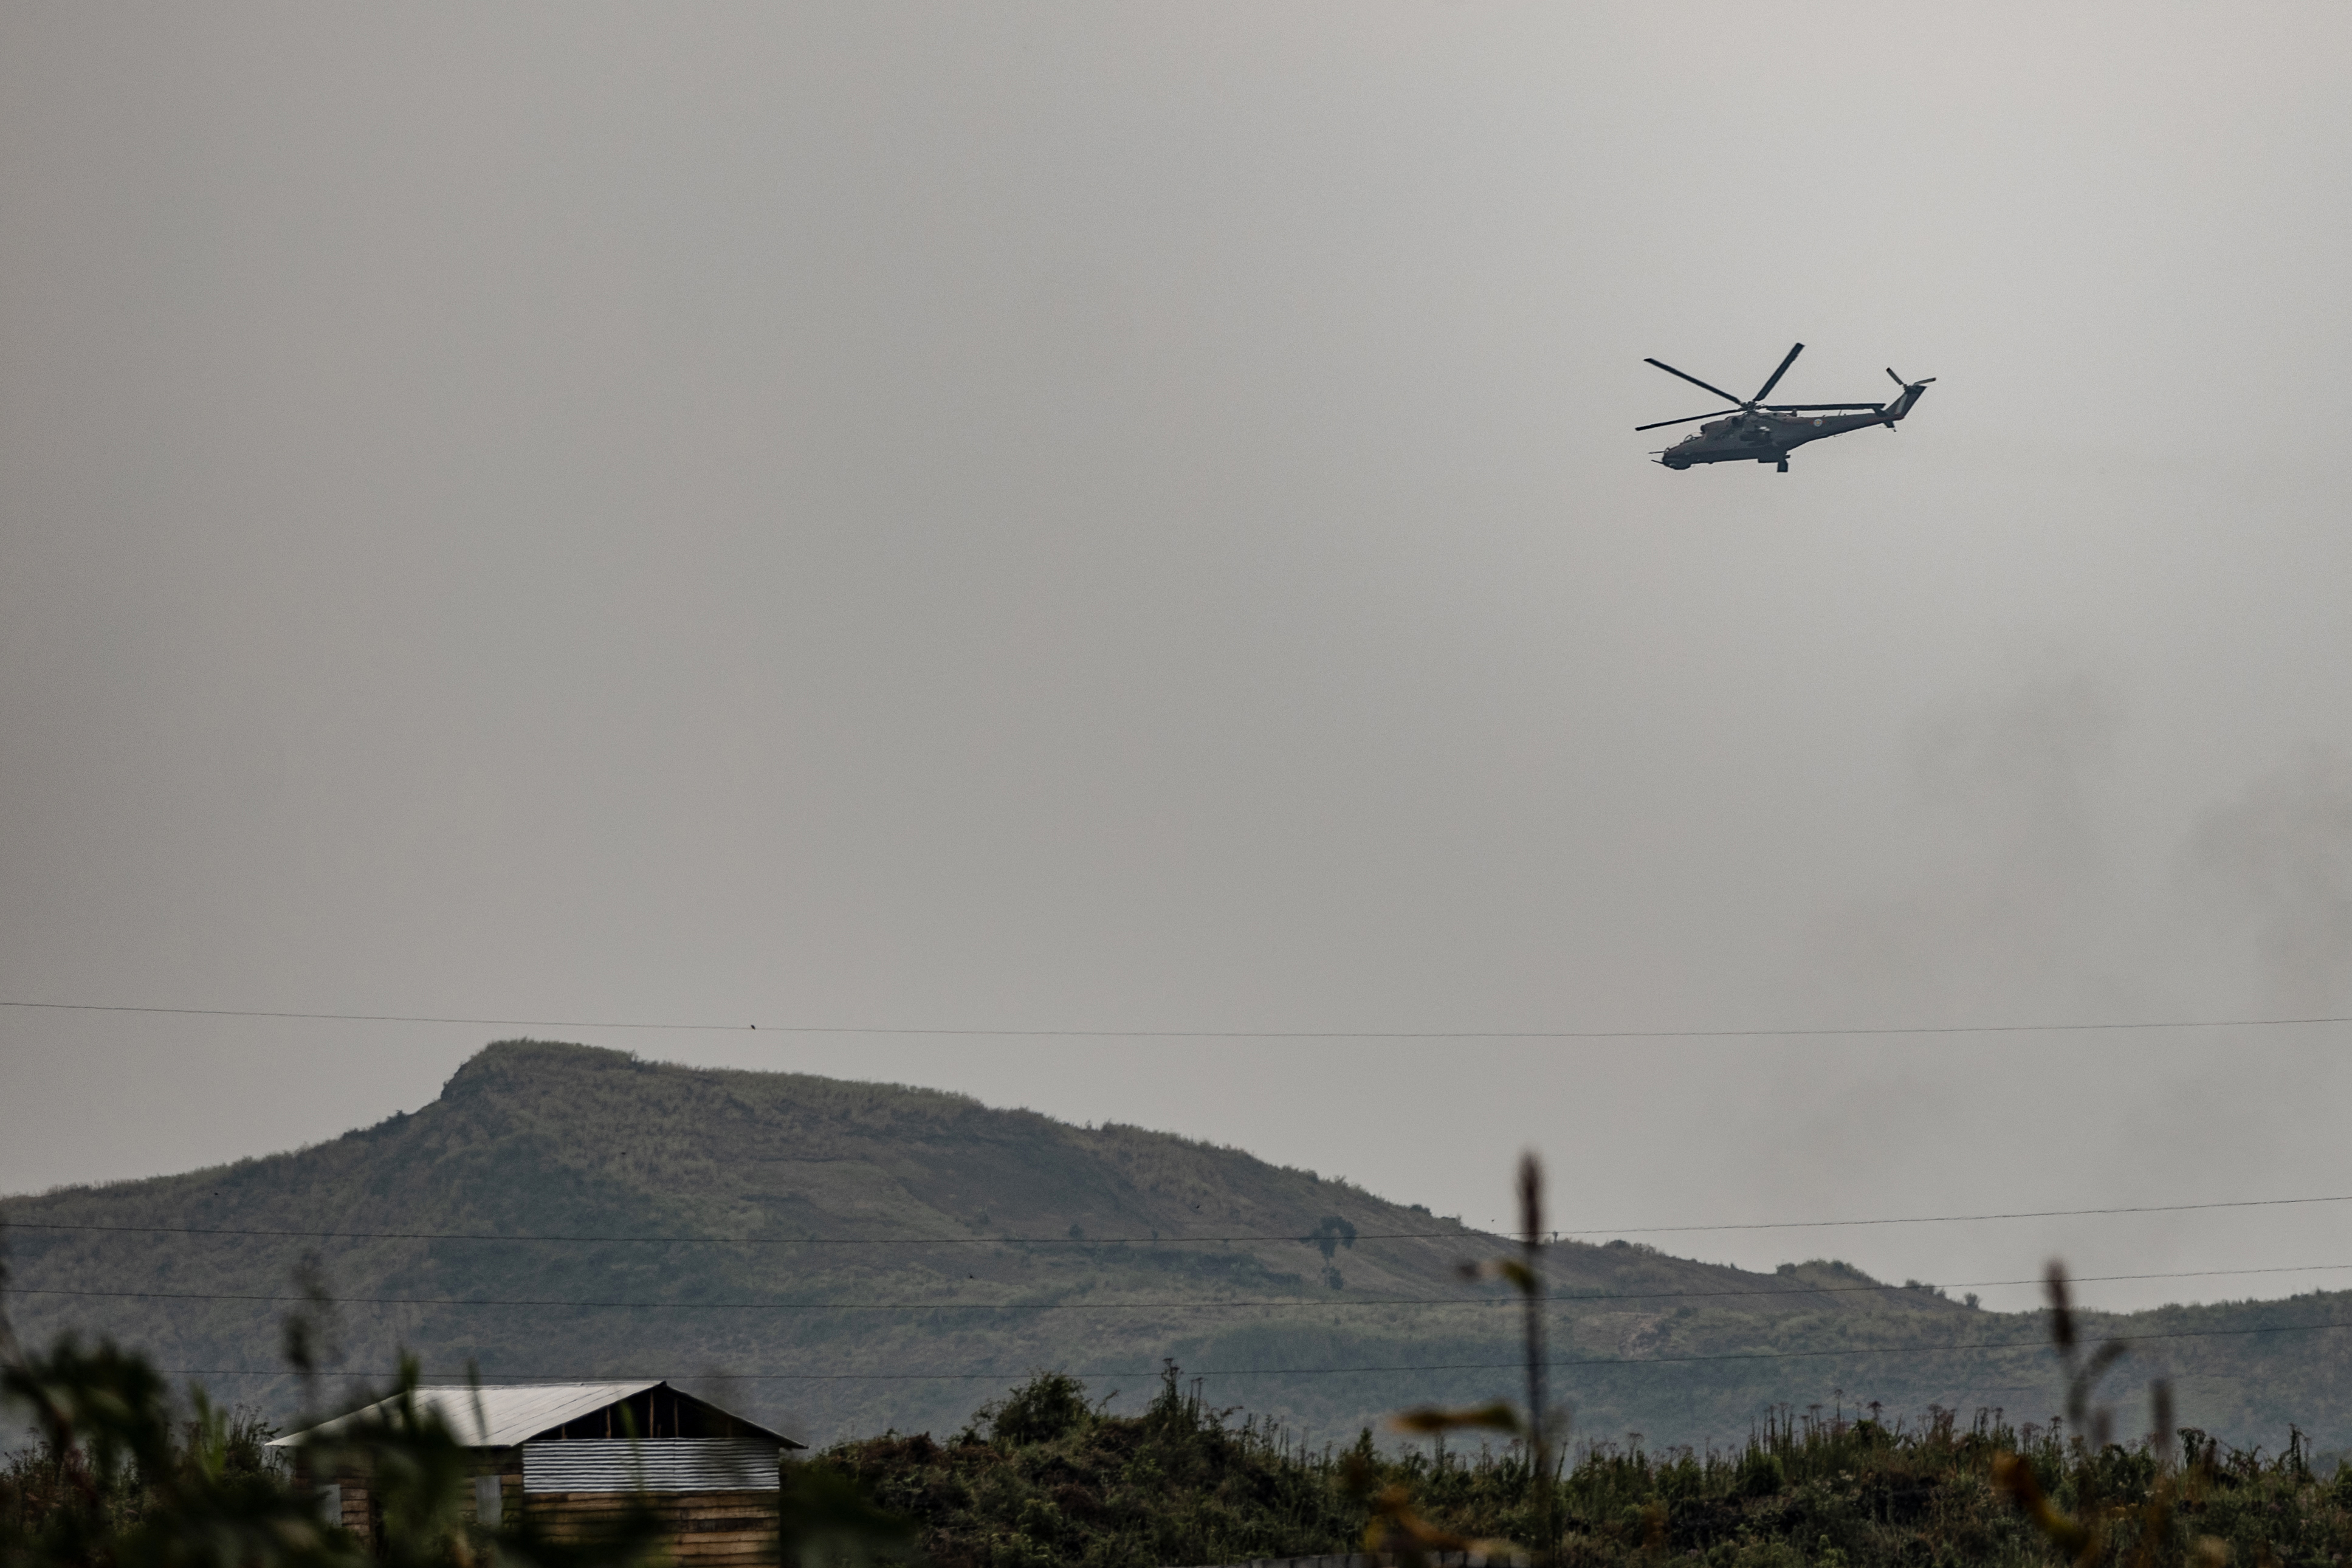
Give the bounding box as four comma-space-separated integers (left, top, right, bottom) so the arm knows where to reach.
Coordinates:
295, 1463, 376, 1541
331, 1478, 371, 1539
463, 1456, 523, 1529
527, 1489, 782, 1568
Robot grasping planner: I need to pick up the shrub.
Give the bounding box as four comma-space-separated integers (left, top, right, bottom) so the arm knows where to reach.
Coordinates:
986, 1371, 1092, 1448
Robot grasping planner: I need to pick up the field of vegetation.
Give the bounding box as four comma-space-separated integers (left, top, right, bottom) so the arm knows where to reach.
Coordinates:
14, 1343, 2352, 1568
824, 1364, 2352, 1568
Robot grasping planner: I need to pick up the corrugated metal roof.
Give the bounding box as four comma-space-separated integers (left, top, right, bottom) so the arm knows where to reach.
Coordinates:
272, 1381, 795, 1448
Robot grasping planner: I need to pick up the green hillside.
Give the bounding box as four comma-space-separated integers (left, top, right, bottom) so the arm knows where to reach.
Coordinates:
4, 1041, 2347, 1450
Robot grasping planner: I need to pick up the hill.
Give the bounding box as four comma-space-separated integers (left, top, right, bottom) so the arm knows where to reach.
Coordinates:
5, 1040, 2350, 1449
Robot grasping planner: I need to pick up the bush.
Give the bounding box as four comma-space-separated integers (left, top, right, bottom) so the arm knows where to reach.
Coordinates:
985, 1371, 1092, 1448
1737, 1449, 1786, 1498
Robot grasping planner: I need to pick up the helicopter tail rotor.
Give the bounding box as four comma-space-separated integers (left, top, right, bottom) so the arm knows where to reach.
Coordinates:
1880, 373, 1935, 426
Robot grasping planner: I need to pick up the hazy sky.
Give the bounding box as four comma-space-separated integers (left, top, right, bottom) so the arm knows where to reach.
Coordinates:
5, 4, 2351, 1316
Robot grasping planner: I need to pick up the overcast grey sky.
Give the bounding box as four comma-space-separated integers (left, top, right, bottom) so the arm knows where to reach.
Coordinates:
5, 3, 2350, 1315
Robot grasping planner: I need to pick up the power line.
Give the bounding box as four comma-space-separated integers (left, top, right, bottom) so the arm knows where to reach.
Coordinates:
6, 997, 2352, 1040
131, 1312, 2352, 1382
21, 1262, 2352, 1316
1581, 1192, 2352, 1238
19, 1189, 2352, 1248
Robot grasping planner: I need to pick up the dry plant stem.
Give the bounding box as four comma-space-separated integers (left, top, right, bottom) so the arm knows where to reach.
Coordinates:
1381, 1158, 1563, 1566
1993, 1261, 2226, 1568
1519, 1153, 1553, 1568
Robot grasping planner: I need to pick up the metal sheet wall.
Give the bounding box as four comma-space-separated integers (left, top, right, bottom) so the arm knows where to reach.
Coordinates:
521, 1439, 779, 1494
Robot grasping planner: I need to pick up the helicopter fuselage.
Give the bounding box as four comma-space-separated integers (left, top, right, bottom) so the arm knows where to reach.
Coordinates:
1657, 407, 1891, 470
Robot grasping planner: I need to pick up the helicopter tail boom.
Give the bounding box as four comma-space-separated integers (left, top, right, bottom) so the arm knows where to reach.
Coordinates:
1881, 371, 1935, 424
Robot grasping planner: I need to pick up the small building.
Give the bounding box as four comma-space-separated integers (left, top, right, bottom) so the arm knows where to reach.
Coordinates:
276, 1380, 803, 1565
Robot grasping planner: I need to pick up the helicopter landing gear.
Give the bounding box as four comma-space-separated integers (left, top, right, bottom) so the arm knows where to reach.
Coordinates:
1776, 458, 1789, 473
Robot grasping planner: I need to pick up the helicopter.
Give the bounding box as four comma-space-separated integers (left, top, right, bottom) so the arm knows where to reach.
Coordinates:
1640, 342, 1933, 472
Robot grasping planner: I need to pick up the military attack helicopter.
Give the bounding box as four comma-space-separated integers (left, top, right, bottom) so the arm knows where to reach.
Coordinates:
1640, 343, 1933, 472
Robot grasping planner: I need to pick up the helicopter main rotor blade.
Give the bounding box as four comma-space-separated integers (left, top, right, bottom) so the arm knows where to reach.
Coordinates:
1751, 342, 1804, 403
1764, 402, 1886, 411
1635, 410, 1735, 432
1644, 358, 1746, 406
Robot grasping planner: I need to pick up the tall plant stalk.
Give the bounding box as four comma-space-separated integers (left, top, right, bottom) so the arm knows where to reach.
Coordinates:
1519, 1154, 1554, 1568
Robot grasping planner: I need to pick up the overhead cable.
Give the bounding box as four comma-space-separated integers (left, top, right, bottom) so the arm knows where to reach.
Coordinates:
5, 997, 2351, 1040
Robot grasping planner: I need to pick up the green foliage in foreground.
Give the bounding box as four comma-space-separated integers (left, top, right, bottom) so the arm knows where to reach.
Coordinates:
820, 1367, 2352, 1568
1, 1338, 670, 1568
0, 1326, 907, 1568
16, 1336, 2352, 1568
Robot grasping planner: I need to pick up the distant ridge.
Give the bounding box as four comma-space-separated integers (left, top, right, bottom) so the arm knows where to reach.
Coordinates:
8, 1040, 2352, 1448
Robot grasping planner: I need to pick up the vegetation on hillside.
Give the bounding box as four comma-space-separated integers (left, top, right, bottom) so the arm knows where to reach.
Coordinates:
815, 1161, 2352, 1568
816, 1180, 2352, 1568
13, 1146, 2352, 1568
10, 1041, 2352, 1450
